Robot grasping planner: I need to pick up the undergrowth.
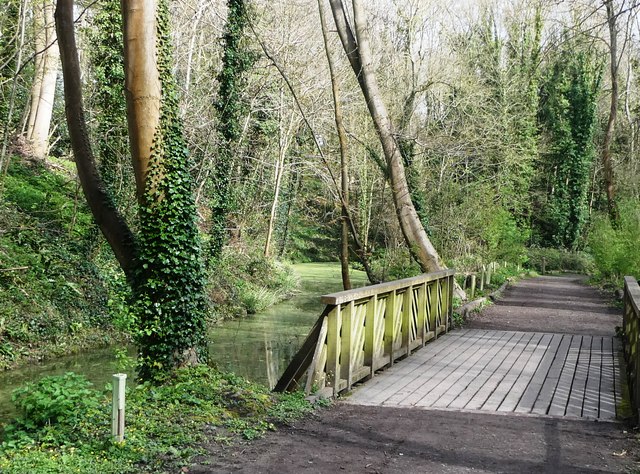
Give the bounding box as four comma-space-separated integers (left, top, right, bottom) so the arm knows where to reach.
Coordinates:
0, 158, 123, 369
0, 366, 317, 473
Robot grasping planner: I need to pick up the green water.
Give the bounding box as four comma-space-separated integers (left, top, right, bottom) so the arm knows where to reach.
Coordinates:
0, 263, 366, 421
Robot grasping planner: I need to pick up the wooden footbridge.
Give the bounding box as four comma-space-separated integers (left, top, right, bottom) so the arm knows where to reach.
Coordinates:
276, 270, 640, 423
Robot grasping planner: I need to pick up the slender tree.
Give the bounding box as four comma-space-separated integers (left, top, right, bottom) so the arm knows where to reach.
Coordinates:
327, 0, 462, 295
25, 0, 59, 159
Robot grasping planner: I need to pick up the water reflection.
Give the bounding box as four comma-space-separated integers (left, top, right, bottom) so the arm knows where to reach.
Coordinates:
0, 263, 366, 421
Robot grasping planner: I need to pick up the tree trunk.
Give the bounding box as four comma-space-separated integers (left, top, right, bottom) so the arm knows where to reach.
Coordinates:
55, 0, 137, 279
328, 0, 453, 278
26, 0, 59, 159
603, 0, 619, 223
318, 0, 351, 290
121, 0, 162, 200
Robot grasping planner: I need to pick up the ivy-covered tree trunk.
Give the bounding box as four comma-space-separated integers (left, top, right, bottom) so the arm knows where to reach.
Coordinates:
208, 0, 254, 263
123, 0, 207, 379
56, 0, 207, 381
539, 49, 601, 249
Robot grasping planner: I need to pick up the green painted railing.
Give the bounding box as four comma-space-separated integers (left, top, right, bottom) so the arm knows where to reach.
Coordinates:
274, 269, 455, 396
623, 275, 640, 419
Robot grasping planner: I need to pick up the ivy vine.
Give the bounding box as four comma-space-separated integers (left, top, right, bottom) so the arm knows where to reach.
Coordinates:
208, 0, 256, 263
133, 0, 208, 380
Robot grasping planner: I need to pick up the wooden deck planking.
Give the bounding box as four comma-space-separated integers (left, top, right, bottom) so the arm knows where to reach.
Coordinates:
498, 333, 553, 412
447, 331, 526, 409
384, 331, 494, 406
415, 331, 510, 408
346, 329, 620, 421
431, 331, 514, 408
358, 330, 479, 405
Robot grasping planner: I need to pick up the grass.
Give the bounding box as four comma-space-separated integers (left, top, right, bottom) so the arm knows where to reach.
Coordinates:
0, 366, 319, 473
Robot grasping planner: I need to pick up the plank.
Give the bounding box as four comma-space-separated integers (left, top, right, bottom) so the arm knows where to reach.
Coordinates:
498, 333, 553, 412
581, 336, 602, 419
530, 335, 573, 415
482, 333, 544, 411
432, 331, 514, 408
414, 331, 509, 407
348, 331, 476, 404
598, 336, 616, 419
374, 331, 489, 405
565, 336, 592, 417
448, 331, 526, 409
385, 331, 494, 406
461, 332, 534, 410
514, 334, 563, 413
548, 335, 583, 417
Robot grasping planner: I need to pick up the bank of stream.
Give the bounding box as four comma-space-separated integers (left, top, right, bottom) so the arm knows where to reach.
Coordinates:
0, 263, 367, 421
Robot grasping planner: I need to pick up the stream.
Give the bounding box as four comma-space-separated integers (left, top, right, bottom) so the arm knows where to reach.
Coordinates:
0, 263, 366, 421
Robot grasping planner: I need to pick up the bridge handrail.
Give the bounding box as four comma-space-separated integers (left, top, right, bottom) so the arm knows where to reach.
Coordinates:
274, 269, 455, 395
623, 275, 640, 419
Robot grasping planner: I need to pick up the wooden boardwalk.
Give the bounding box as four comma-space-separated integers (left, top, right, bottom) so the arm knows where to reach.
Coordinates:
346, 328, 621, 420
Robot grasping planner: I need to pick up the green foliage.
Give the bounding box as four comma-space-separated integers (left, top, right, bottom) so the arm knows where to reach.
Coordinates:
536, 46, 602, 249
0, 159, 120, 369
208, 0, 257, 262
10, 373, 100, 431
133, 1, 208, 380
370, 248, 420, 281
526, 247, 595, 274
0, 366, 316, 473
84, 0, 134, 215
207, 248, 299, 319
588, 199, 640, 283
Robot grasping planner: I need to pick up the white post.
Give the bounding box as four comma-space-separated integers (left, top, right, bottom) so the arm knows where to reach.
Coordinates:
112, 373, 127, 442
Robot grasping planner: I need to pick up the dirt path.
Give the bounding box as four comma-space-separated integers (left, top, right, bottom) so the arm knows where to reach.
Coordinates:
192, 404, 634, 473
191, 275, 636, 473
466, 275, 621, 335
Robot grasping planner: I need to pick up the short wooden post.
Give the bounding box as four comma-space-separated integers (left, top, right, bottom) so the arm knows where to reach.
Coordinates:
541, 257, 546, 275
470, 274, 476, 300
486, 266, 492, 287
112, 373, 126, 442
479, 267, 485, 291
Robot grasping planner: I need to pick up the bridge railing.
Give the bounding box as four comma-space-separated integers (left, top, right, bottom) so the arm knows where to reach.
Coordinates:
274, 269, 455, 396
623, 275, 640, 419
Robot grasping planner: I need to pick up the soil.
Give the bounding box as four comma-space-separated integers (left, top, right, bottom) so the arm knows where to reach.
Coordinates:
190, 275, 637, 473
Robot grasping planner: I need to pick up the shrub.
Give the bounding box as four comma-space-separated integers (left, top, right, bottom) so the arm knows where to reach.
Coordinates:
10, 373, 101, 429
588, 199, 640, 282
527, 247, 594, 274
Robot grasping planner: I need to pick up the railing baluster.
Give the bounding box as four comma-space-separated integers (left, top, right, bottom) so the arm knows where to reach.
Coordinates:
364, 295, 377, 379
326, 304, 341, 397
341, 301, 354, 390
417, 282, 427, 346
385, 290, 397, 366
402, 286, 412, 356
